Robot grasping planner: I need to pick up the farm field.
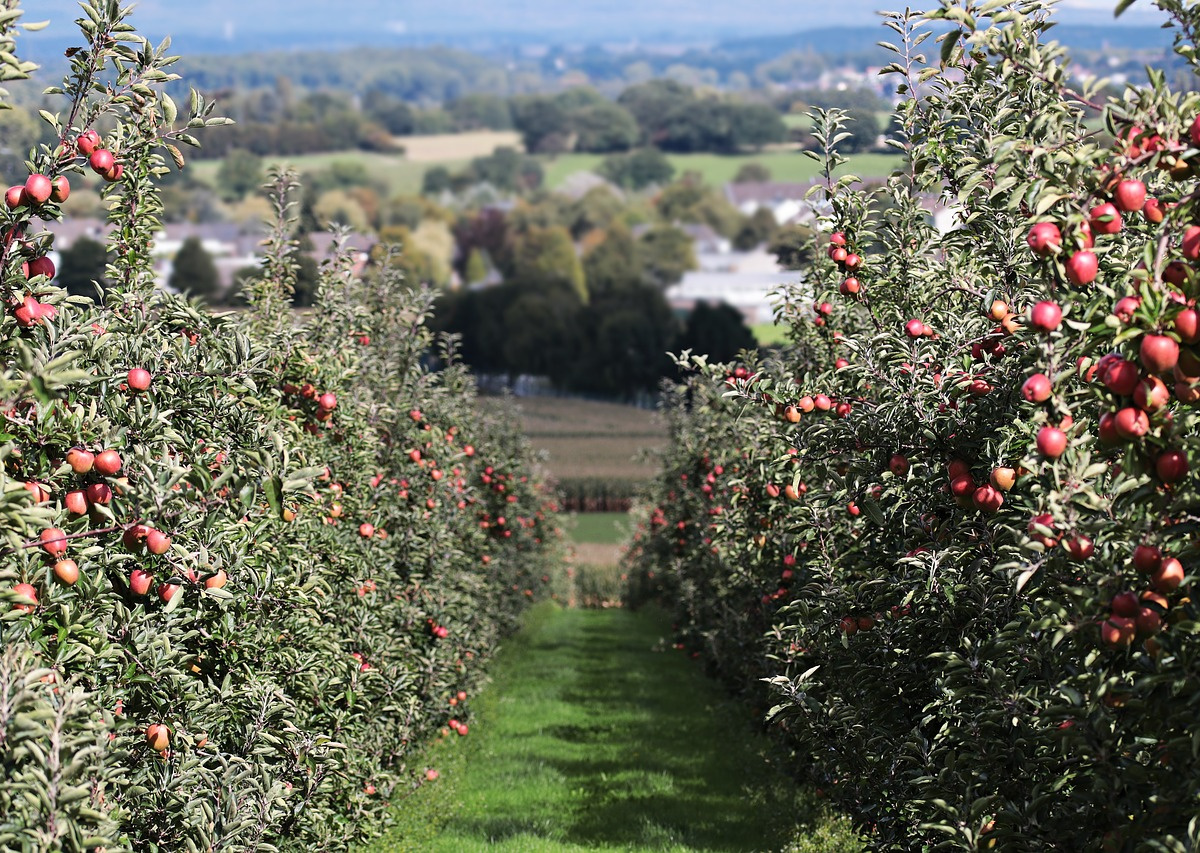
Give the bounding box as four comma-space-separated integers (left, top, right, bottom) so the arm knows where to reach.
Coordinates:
753, 322, 791, 345
569, 511, 629, 545
189, 149, 465, 197
541, 150, 900, 189
398, 130, 523, 161
513, 396, 666, 484
365, 604, 860, 852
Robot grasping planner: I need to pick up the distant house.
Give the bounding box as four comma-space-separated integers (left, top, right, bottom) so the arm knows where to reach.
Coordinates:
723, 180, 830, 226
666, 248, 804, 325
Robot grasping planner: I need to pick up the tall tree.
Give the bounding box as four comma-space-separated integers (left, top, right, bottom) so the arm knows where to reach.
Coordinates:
58, 237, 109, 302
169, 236, 222, 303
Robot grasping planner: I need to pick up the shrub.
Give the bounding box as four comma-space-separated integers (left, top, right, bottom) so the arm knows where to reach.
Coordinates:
0, 4, 561, 850
627, 3, 1200, 850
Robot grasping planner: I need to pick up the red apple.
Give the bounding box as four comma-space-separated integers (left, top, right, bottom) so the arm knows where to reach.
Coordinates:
950, 474, 976, 498
1036, 426, 1068, 458
1101, 616, 1135, 648
26, 256, 55, 279
1102, 359, 1140, 396
1065, 251, 1098, 285
1110, 591, 1140, 618
990, 467, 1016, 491
1174, 308, 1200, 344
1143, 197, 1165, 224
204, 569, 228, 589
1133, 375, 1170, 412
145, 529, 171, 555
1113, 179, 1147, 213
1030, 301, 1062, 332
77, 129, 100, 155
1026, 222, 1061, 256
39, 527, 68, 558
972, 484, 1004, 513
64, 490, 89, 515
88, 149, 115, 174
65, 447, 94, 474
1063, 534, 1094, 561
1022, 373, 1052, 403
85, 483, 113, 505
127, 368, 152, 391
1140, 334, 1180, 374
318, 392, 337, 410
11, 583, 38, 613
129, 569, 154, 596
50, 175, 70, 203
158, 583, 181, 603
53, 559, 79, 586
1133, 545, 1162, 574
145, 723, 170, 751
905, 319, 924, 338
1156, 449, 1189, 483
889, 454, 909, 476
1152, 557, 1185, 593
1113, 295, 1141, 323
1113, 407, 1150, 439
1089, 202, 1122, 235
93, 449, 122, 476
23, 174, 52, 205
4, 185, 25, 208
359, 523, 375, 538
1184, 225, 1200, 261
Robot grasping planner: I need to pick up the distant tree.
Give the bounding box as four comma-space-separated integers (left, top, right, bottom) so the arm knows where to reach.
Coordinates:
767, 222, 816, 270
657, 175, 743, 237
733, 162, 772, 183
677, 301, 756, 364
467, 147, 544, 193
571, 101, 639, 153
730, 103, 787, 149
637, 224, 696, 288
363, 89, 416, 135
582, 224, 640, 299
421, 165, 453, 196
447, 94, 513, 131
58, 237, 108, 302
512, 225, 587, 301
566, 186, 626, 239
453, 209, 514, 278
510, 95, 572, 154
733, 207, 778, 251
598, 148, 674, 190
170, 237, 222, 303
617, 79, 696, 145
841, 108, 882, 153
291, 238, 321, 307
574, 285, 680, 396
501, 283, 584, 386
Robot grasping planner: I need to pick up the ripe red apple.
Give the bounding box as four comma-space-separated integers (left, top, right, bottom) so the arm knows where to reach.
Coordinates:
122, 524, 150, 552
158, 583, 181, 603
814, 394, 832, 411
1063, 534, 1094, 561
1174, 308, 1200, 344
88, 149, 115, 174
65, 447, 94, 474
4, 185, 25, 208
77, 129, 100, 155
829, 231, 847, 246
53, 559, 79, 586
1133, 544, 1162, 574
1030, 301, 1062, 332
1133, 375, 1170, 412
1089, 202, 1122, 235
318, 392, 337, 410
1102, 358, 1140, 396
359, 523, 375, 538
102, 163, 123, 183
23, 174, 52, 205
1143, 197, 1165, 224
27, 256, 55, 279
840, 277, 860, 295
204, 569, 228, 589
85, 483, 113, 505
1152, 557, 1185, 592
127, 368, 152, 391
145, 723, 170, 751
93, 449, 122, 476
1036, 426, 1067, 458
39, 528, 68, 558
129, 569, 154, 596
50, 175, 70, 203
1027, 513, 1057, 548
1156, 449, 1189, 483
1026, 222, 1061, 256
145, 529, 171, 555
1135, 606, 1162, 638
1110, 590, 1140, 618
950, 474, 975, 498
905, 318, 926, 339
990, 467, 1016, 491
1113, 407, 1150, 439
1165, 261, 1192, 287
1065, 251, 1098, 285
1184, 225, 1200, 261
1021, 373, 1052, 403
11, 582, 38, 613
1113, 295, 1141, 323
425, 768, 440, 781
64, 490, 89, 515
844, 253, 862, 270
889, 454, 909, 476
1112, 179, 1147, 213
972, 484, 1004, 513
1140, 334, 1180, 374
1101, 616, 1135, 648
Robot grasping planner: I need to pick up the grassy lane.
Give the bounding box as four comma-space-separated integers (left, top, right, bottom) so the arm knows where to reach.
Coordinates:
366, 604, 861, 852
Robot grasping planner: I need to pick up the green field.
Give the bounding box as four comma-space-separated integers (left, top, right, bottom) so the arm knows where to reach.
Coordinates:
568, 511, 629, 545
753, 322, 791, 346
542, 150, 899, 190
365, 604, 860, 852
189, 150, 467, 197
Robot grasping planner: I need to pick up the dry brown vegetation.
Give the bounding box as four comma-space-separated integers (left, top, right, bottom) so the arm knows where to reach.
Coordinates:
399, 130, 523, 162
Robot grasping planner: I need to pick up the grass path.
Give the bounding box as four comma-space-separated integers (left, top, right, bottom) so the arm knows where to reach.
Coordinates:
365, 604, 860, 852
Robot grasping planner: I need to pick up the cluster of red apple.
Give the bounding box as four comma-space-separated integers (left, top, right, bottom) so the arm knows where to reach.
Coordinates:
773, 389, 851, 425
77, 129, 124, 183
427, 619, 450, 639
827, 231, 864, 299
280, 381, 338, 427
1099, 543, 1184, 652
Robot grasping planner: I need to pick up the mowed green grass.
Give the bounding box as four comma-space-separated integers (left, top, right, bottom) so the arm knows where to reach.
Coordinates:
569, 512, 629, 545
364, 604, 861, 853
188, 150, 468, 196
753, 322, 791, 346
541, 151, 899, 190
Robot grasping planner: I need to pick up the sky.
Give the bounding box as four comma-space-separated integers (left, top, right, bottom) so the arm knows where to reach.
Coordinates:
18, 0, 1167, 51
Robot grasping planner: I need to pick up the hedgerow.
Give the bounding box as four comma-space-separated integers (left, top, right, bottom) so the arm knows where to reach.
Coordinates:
627, 2, 1200, 849
0, 4, 562, 850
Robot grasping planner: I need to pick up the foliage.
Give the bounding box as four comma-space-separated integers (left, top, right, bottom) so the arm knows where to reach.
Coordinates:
57, 236, 109, 302
597, 147, 676, 190
678, 301, 757, 365
626, 2, 1200, 851
0, 5, 562, 850
168, 236, 222, 302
